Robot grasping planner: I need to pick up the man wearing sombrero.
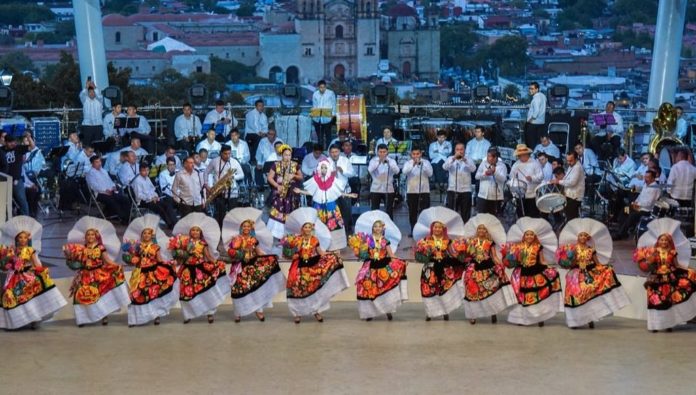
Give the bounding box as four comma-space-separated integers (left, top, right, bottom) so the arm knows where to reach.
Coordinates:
509, 144, 543, 218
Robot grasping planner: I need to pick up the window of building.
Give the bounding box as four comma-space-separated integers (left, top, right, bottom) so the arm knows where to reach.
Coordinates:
335, 25, 343, 39
241, 51, 245, 58
196, 66, 203, 73
135, 66, 139, 71
115, 31, 121, 43
366, 46, 374, 56
152, 65, 156, 71
304, 47, 312, 56
153, 32, 159, 41
226, 53, 230, 59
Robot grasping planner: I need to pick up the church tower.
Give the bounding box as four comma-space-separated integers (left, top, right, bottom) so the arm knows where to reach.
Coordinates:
355, 0, 380, 77
295, 0, 325, 82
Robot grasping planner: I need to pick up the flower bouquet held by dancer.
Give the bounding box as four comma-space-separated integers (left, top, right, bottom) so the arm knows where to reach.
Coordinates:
267, 144, 303, 239
502, 217, 562, 327
223, 208, 285, 322
170, 213, 229, 324
634, 218, 696, 332
350, 210, 408, 321
0, 216, 67, 330
557, 218, 630, 329
281, 208, 350, 323
294, 159, 357, 250
121, 214, 179, 327
63, 216, 130, 327
459, 213, 516, 324
413, 207, 466, 321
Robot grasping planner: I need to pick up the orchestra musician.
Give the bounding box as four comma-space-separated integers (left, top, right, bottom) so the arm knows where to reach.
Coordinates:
154, 145, 182, 171
255, 128, 282, 190
429, 130, 452, 191
311, 80, 337, 149
574, 141, 600, 184
121, 136, 148, 158
196, 129, 222, 155
328, 144, 356, 234
340, 139, 362, 204
158, 157, 177, 200
204, 100, 237, 140
171, 156, 205, 216
132, 162, 178, 229
121, 105, 154, 152
533, 135, 560, 162
301, 144, 327, 179
244, 99, 268, 163
173, 102, 202, 151
536, 152, 553, 182
227, 128, 252, 181
591, 101, 623, 161
78, 78, 104, 146
508, 144, 543, 218
368, 144, 400, 218
329, 128, 352, 150
612, 170, 660, 240
667, 147, 696, 208
443, 142, 476, 223
85, 156, 131, 224
549, 150, 585, 222
475, 148, 507, 215
627, 152, 653, 191
376, 127, 399, 158
204, 145, 244, 226
117, 151, 139, 187
675, 106, 688, 141
102, 101, 125, 146
402, 147, 433, 235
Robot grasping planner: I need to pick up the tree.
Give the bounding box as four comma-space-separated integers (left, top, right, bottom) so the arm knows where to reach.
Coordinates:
102, 0, 140, 16
210, 56, 264, 83
440, 24, 479, 68
235, 1, 256, 17
556, 0, 606, 30
0, 3, 55, 26
0, 52, 38, 74
43, 52, 81, 107
503, 84, 521, 100
488, 36, 529, 76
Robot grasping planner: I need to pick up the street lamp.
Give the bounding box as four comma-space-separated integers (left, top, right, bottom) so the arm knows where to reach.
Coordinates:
0, 69, 13, 86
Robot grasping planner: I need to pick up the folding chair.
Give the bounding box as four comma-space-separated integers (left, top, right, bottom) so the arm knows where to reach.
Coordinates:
547, 122, 570, 155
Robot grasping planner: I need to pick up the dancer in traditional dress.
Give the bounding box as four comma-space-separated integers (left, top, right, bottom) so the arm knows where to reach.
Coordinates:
294, 159, 357, 250
121, 214, 179, 327
459, 213, 516, 324
170, 212, 229, 324
634, 218, 696, 332
413, 207, 466, 321
350, 210, 408, 321
503, 217, 562, 326
0, 216, 67, 329
557, 218, 630, 329
281, 208, 350, 323
223, 207, 286, 322
63, 216, 130, 326
267, 144, 303, 239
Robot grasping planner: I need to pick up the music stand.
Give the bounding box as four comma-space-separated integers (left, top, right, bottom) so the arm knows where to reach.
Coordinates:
47, 145, 69, 160
125, 117, 140, 130
592, 113, 616, 127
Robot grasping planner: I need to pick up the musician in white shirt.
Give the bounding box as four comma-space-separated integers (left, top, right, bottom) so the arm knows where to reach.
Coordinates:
158, 157, 177, 198
255, 128, 282, 189
675, 106, 688, 141
443, 142, 477, 223
526, 81, 547, 147
245, 99, 268, 163
475, 148, 507, 215
509, 144, 543, 217
667, 147, 696, 206
368, 144, 400, 218
85, 156, 131, 223
311, 80, 337, 149
592, 102, 624, 160
429, 130, 452, 189
340, 140, 362, 204
537, 152, 553, 182
132, 163, 178, 229
121, 136, 149, 158
328, 144, 356, 233
154, 146, 182, 170
402, 147, 433, 233
465, 126, 491, 166
204, 145, 245, 225
174, 103, 202, 151
375, 127, 399, 158
550, 151, 585, 221
613, 170, 660, 240
301, 144, 327, 178
117, 151, 139, 187
79, 79, 104, 145
628, 152, 652, 191
171, 156, 205, 216
533, 135, 560, 161
226, 128, 251, 181
122, 105, 153, 151
612, 148, 635, 183
102, 102, 125, 142
204, 100, 237, 138
196, 129, 222, 155
574, 141, 600, 181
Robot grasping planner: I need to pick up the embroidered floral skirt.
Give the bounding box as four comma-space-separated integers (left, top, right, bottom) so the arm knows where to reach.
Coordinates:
644, 267, 696, 330
70, 262, 130, 325
0, 267, 67, 329
230, 255, 286, 317
563, 263, 630, 327
178, 260, 229, 320
127, 262, 179, 326
462, 259, 517, 319
420, 257, 465, 317
507, 263, 562, 325
286, 254, 349, 316
355, 257, 408, 319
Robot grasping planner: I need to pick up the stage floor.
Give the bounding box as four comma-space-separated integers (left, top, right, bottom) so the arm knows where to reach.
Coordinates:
1, 302, 694, 395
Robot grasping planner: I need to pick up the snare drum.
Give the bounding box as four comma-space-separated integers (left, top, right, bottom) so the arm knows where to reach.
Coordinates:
651, 199, 672, 218
535, 183, 566, 213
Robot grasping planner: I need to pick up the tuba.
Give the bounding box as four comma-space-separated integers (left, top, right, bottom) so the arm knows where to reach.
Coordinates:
205, 168, 236, 204
649, 102, 681, 155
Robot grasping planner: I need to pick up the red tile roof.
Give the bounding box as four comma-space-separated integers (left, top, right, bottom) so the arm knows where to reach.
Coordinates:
179, 32, 259, 47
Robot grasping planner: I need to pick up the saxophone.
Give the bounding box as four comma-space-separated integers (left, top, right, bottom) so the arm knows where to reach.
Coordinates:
279, 162, 293, 198
205, 168, 236, 204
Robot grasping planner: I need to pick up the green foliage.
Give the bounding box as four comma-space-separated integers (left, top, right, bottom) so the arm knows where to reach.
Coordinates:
210, 55, 263, 83
0, 52, 38, 74
235, 1, 256, 16
503, 84, 521, 99
24, 21, 75, 44
43, 52, 81, 107
556, 0, 606, 30
488, 36, 529, 76
0, 3, 55, 26
440, 23, 479, 68
611, 29, 653, 49
102, 0, 140, 16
